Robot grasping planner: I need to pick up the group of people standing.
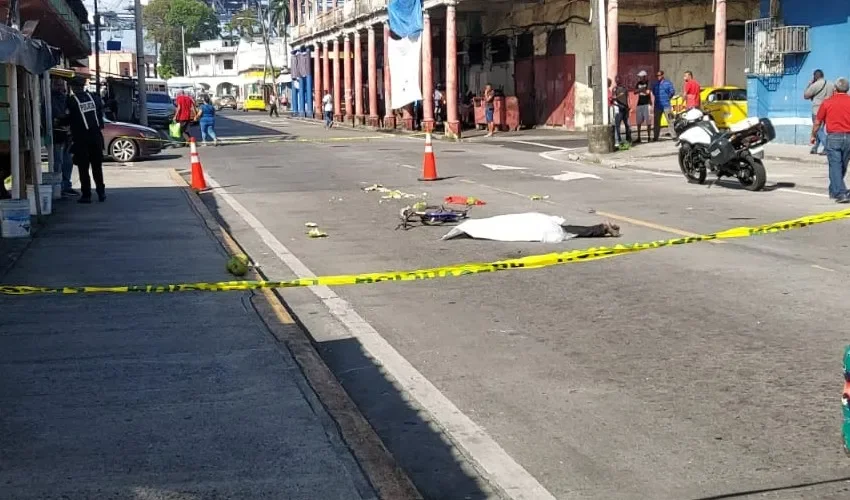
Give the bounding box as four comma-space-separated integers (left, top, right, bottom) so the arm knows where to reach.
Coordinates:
173, 90, 219, 147
807, 70, 850, 203
608, 70, 700, 147
49, 76, 106, 204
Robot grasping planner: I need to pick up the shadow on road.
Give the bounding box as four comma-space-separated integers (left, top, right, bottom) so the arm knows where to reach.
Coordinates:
197, 187, 495, 500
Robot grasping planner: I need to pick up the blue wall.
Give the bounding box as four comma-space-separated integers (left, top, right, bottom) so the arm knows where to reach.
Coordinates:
747, 0, 850, 144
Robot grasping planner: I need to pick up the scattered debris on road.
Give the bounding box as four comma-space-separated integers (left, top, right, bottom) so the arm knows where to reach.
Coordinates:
530, 195, 550, 201
305, 222, 328, 238
362, 183, 426, 202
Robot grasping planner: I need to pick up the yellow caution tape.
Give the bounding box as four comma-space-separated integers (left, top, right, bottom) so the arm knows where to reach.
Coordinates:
117, 135, 385, 146
2, 207, 848, 296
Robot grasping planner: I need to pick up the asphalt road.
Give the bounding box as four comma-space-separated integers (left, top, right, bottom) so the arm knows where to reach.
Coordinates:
158, 112, 850, 499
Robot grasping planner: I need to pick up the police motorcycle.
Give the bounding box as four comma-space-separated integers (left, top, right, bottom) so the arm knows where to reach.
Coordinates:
674, 108, 776, 191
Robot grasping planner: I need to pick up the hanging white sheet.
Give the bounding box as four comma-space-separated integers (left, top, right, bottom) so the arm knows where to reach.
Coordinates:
388, 34, 423, 109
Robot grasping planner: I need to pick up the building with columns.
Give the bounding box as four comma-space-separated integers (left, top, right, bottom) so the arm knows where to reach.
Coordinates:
289, 0, 759, 137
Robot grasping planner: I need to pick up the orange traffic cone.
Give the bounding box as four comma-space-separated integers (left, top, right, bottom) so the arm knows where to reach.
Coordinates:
419, 132, 442, 181
189, 138, 208, 191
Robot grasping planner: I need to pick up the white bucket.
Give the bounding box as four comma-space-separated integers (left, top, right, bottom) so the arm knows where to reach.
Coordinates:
42, 172, 62, 200
26, 184, 53, 216
0, 199, 31, 238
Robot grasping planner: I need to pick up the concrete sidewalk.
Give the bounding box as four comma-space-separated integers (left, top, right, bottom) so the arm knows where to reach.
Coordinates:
578, 139, 831, 193
0, 165, 377, 499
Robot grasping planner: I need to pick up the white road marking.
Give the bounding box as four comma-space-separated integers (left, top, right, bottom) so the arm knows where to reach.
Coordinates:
482, 163, 528, 171
812, 264, 835, 272
551, 171, 601, 182
203, 172, 557, 500
776, 188, 829, 198
539, 149, 584, 165
399, 164, 417, 170
511, 139, 573, 150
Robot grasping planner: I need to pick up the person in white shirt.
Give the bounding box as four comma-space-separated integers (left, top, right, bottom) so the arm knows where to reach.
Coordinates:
322, 92, 333, 128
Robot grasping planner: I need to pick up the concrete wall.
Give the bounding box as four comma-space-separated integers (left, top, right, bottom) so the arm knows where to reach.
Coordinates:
467, 0, 757, 129
747, 0, 850, 145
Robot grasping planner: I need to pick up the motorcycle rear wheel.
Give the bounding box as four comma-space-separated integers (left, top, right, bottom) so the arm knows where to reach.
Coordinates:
738, 156, 767, 191
678, 146, 707, 184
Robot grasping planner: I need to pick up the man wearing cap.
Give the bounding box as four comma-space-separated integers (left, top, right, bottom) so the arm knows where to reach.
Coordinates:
813, 77, 850, 203
652, 70, 676, 141
634, 70, 651, 143
65, 76, 106, 203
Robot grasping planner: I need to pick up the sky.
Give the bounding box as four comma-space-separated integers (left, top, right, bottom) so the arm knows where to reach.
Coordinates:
83, 0, 149, 53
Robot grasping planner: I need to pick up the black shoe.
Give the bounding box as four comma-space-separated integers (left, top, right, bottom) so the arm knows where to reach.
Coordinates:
836, 193, 850, 204
98, 193, 106, 202
78, 197, 92, 204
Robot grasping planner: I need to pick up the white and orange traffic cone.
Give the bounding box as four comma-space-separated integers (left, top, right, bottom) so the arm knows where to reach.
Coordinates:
419, 132, 442, 181
189, 138, 208, 191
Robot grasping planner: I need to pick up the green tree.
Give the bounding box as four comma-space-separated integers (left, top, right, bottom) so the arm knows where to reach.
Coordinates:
230, 8, 261, 39
143, 0, 220, 77
157, 63, 177, 80
269, 0, 290, 38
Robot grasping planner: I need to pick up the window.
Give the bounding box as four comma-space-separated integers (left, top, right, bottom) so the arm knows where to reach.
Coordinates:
515, 33, 533, 59
146, 93, 173, 103
223, 59, 234, 70
468, 39, 484, 65
490, 36, 511, 64
547, 29, 565, 56
705, 23, 746, 41
619, 25, 656, 53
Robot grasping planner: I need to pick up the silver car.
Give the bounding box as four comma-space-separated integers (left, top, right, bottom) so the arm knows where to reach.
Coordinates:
144, 92, 176, 128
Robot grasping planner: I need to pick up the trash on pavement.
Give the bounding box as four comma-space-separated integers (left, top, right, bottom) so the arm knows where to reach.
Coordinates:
441, 213, 619, 243
530, 195, 550, 201
305, 222, 328, 237
362, 183, 425, 201
226, 254, 250, 276
444, 195, 486, 206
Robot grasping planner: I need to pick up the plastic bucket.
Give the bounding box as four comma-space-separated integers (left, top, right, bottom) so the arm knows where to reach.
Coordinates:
26, 184, 53, 216
42, 172, 62, 200
0, 199, 31, 238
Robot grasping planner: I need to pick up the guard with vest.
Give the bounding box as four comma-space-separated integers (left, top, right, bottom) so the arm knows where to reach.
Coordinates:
65, 76, 106, 203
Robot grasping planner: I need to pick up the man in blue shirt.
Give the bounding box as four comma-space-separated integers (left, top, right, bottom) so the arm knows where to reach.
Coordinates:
652, 70, 676, 141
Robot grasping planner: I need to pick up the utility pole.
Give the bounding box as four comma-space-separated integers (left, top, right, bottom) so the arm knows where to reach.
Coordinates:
181, 25, 187, 76
94, 0, 102, 96
134, 0, 147, 126
587, 0, 613, 153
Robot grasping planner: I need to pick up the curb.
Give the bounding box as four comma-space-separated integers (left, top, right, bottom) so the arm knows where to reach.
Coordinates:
168, 169, 423, 500
285, 114, 466, 142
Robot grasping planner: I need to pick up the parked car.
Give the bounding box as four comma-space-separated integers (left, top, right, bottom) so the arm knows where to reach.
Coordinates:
243, 94, 266, 112
142, 92, 177, 128
215, 95, 238, 110
662, 86, 747, 129
103, 118, 164, 162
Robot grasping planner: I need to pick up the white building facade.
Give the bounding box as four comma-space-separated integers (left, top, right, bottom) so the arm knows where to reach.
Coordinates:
183, 37, 292, 98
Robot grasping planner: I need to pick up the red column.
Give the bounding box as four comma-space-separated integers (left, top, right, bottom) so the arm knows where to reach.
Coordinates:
445, 3, 460, 138
344, 33, 353, 124
313, 43, 322, 118
333, 38, 342, 121
713, 0, 727, 86
323, 40, 331, 95
368, 26, 379, 127
421, 11, 434, 132
607, 0, 618, 80
354, 31, 364, 125
383, 22, 395, 129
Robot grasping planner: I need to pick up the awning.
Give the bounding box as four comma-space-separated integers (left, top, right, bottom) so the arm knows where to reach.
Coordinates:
0, 24, 59, 74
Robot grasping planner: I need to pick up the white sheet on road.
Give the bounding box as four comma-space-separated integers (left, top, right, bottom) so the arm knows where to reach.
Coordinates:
441, 212, 577, 243
388, 34, 422, 109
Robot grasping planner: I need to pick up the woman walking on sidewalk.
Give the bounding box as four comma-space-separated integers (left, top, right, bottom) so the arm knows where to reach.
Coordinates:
196, 95, 219, 146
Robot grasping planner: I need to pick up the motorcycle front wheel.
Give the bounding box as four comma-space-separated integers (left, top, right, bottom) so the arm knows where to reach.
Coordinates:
678, 146, 707, 184
737, 156, 767, 191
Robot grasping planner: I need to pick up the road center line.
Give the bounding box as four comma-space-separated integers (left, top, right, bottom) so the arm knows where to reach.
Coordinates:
203, 172, 557, 500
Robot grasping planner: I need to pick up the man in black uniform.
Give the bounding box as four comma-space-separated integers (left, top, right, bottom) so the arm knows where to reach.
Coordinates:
65, 76, 106, 203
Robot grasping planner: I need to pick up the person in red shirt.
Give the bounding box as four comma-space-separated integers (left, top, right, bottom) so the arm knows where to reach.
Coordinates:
813, 77, 850, 202
173, 90, 196, 146
683, 71, 701, 109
